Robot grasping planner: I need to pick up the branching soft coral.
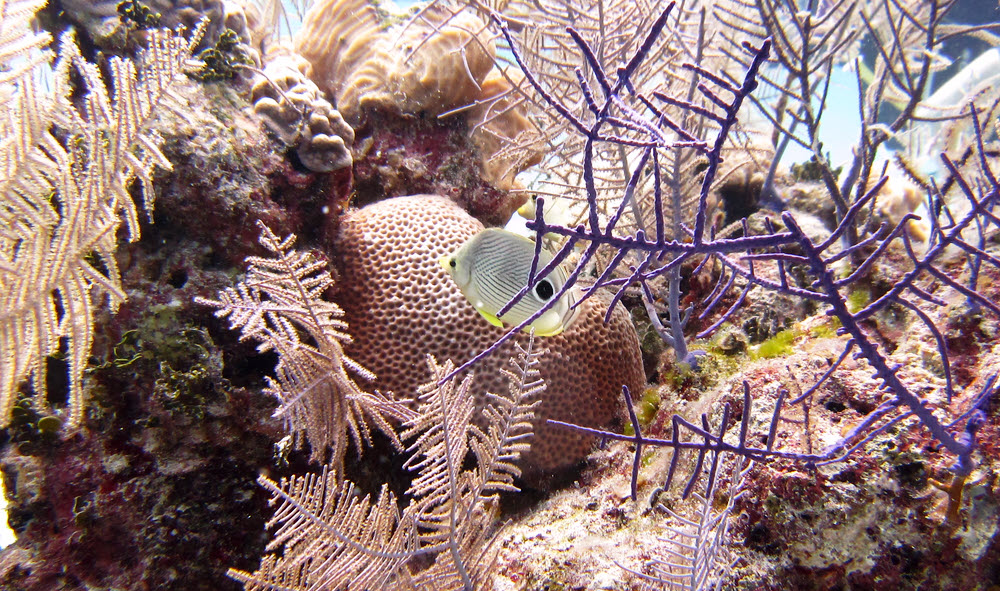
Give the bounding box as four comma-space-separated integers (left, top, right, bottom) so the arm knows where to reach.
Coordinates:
0, 2, 206, 429
228, 341, 545, 591
197, 222, 413, 467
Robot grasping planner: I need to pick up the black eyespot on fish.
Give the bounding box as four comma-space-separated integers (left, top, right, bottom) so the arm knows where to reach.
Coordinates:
535, 279, 554, 300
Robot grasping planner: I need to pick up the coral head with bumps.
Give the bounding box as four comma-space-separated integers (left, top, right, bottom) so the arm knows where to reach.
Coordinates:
333, 195, 645, 482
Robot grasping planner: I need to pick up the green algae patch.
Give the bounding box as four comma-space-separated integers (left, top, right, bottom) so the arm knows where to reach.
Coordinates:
624, 421, 635, 437
653, 330, 751, 404
749, 329, 796, 359
847, 288, 871, 314
636, 387, 661, 426
624, 389, 663, 436
809, 320, 840, 339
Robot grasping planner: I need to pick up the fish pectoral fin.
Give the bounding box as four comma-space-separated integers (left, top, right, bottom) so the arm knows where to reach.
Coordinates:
532, 325, 563, 337
476, 308, 506, 329
528, 310, 565, 337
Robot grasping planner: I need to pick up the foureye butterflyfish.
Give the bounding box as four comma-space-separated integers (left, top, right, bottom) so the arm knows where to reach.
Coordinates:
439, 228, 579, 336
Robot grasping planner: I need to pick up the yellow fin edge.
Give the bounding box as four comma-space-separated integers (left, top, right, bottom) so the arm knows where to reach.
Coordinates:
476, 309, 506, 328
531, 324, 563, 337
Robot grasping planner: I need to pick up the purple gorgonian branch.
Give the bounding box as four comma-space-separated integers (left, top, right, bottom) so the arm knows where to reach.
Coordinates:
444, 3, 773, 382
552, 107, 1000, 487
452, 5, 998, 490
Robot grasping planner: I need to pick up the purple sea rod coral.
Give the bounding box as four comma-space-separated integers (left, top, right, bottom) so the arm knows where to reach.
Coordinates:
461, 2, 1000, 587
471, 0, 998, 486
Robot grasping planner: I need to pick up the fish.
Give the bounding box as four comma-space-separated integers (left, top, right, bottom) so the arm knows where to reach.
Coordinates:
516, 193, 580, 227
440, 228, 579, 336
516, 193, 540, 219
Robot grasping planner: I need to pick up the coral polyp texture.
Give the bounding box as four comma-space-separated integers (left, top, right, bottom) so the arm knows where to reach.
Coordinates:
333, 194, 645, 478
251, 50, 355, 172
295, 0, 495, 122
292, 0, 542, 193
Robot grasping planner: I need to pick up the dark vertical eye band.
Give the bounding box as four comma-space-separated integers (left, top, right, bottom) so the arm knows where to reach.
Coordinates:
535, 279, 554, 300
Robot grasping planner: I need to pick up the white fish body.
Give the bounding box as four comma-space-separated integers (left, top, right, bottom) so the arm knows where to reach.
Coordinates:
516, 193, 582, 228
440, 228, 579, 336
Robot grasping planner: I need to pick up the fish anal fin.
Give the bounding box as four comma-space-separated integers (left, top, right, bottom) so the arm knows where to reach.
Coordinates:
531, 324, 563, 337
476, 308, 506, 328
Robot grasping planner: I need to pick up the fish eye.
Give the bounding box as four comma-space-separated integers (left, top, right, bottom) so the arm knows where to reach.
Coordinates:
535, 279, 554, 300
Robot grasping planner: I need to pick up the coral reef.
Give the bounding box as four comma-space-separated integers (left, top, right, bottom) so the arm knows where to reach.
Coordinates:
0, 300, 279, 590
197, 222, 413, 471
488, 231, 1000, 588
251, 50, 355, 172
1, 12, 207, 431
0, 126, 283, 587
293, 0, 542, 194
715, 301, 1000, 590
333, 195, 646, 479
151, 77, 352, 259
466, 1, 1000, 588
294, 0, 537, 221
489, 321, 1000, 589
0, 11, 349, 587
2, 0, 999, 590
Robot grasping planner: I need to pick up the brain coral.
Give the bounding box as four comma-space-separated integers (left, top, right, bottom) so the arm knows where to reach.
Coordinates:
333, 195, 645, 480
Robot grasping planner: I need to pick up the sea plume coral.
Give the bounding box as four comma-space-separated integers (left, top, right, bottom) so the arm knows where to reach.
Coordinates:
196, 222, 412, 469
333, 194, 645, 478
0, 4, 207, 428
229, 346, 545, 590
